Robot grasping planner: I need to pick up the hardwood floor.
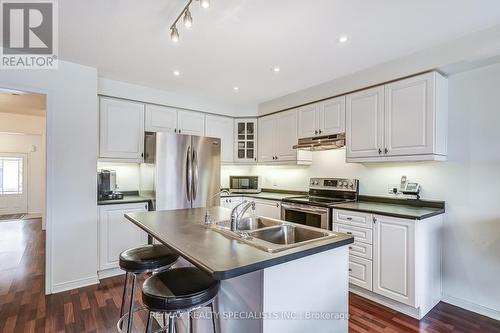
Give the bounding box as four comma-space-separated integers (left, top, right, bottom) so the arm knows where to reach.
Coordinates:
1, 218, 500, 333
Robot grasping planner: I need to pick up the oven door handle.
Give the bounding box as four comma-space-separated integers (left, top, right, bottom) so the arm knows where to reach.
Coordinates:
281, 203, 328, 214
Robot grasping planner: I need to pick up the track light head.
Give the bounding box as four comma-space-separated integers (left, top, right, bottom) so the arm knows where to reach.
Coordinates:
170, 26, 179, 43
183, 8, 192, 28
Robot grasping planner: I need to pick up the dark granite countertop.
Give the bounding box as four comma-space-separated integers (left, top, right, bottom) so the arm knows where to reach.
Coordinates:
221, 189, 306, 201
334, 196, 445, 220
125, 207, 353, 280
98, 192, 154, 206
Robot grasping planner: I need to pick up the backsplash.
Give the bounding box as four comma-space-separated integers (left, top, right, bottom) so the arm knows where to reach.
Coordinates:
222, 148, 445, 200
97, 162, 155, 192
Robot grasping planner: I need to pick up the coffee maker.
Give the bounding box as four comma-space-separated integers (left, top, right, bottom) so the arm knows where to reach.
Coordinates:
97, 169, 123, 200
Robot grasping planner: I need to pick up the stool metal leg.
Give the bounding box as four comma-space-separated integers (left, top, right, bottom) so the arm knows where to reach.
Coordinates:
167, 315, 175, 333
127, 273, 137, 333
145, 311, 152, 333
119, 272, 129, 329
209, 302, 219, 333
189, 311, 194, 333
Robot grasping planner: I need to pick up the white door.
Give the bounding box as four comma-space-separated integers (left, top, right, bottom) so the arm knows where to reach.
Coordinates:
320, 96, 345, 135
297, 104, 319, 138
346, 87, 384, 159
384, 73, 434, 156
0, 154, 28, 215
205, 115, 234, 163
275, 110, 298, 161
258, 116, 276, 163
253, 199, 281, 219
373, 214, 416, 306
178, 110, 205, 136
145, 104, 178, 133
98, 203, 149, 271
99, 98, 145, 160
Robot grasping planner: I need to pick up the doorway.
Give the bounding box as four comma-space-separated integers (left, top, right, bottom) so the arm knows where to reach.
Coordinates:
0, 153, 28, 216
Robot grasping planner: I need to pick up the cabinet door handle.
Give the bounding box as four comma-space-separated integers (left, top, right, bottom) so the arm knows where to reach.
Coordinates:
174, 128, 177, 133
275, 156, 278, 160
348, 268, 352, 272
378, 148, 382, 154
373, 216, 377, 224
179, 129, 181, 134
346, 232, 353, 235
276, 203, 279, 207
318, 129, 322, 134
346, 217, 352, 220
315, 130, 318, 135
384, 148, 388, 154
348, 246, 352, 250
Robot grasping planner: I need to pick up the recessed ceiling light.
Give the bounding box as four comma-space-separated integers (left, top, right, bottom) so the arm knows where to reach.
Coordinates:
273, 66, 280, 72
339, 36, 349, 43
201, 0, 210, 9
173, 70, 180, 76
233, 86, 239, 91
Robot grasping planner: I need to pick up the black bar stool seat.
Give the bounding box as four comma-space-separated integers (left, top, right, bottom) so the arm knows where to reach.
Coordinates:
142, 267, 220, 333
119, 244, 180, 273
142, 267, 220, 312
118, 244, 179, 333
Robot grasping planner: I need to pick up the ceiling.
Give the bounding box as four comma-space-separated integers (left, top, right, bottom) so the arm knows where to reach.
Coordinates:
59, 0, 500, 106
0, 93, 46, 117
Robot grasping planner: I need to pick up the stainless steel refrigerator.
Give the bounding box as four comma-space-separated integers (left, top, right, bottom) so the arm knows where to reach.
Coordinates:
145, 132, 221, 211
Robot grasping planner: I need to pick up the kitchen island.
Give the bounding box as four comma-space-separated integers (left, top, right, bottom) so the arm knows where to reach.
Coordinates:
125, 207, 353, 333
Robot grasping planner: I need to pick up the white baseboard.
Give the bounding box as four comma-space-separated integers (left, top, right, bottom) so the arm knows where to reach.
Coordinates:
52, 275, 99, 294
442, 294, 500, 321
98, 267, 125, 280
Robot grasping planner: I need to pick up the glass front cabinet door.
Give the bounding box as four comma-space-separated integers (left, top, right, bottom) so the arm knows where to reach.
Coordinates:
234, 119, 257, 163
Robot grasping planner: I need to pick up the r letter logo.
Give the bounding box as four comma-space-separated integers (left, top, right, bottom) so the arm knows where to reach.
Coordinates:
1, 0, 58, 69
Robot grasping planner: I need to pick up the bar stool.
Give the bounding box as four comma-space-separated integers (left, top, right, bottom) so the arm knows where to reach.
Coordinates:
119, 244, 180, 333
141, 267, 220, 333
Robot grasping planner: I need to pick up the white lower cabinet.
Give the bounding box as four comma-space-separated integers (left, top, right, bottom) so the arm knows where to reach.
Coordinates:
373, 214, 415, 306
253, 199, 281, 220
98, 203, 149, 273
349, 255, 372, 290
333, 208, 442, 319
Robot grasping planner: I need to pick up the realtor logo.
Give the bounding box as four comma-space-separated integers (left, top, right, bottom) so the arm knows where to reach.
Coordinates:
1, 0, 58, 69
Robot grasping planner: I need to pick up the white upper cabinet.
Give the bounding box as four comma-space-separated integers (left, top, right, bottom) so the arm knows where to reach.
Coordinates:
320, 96, 346, 135
145, 105, 205, 136
298, 96, 345, 139
178, 110, 205, 136
373, 214, 416, 306
257, 115, 275, 163
297, 104, 320, 138
346, 72, 448, 162
145, 105, 177, 133
234, 119, 257, 163
205, 114, 234, 163
258, 110, 312, 164
346, 86, 385, 159
99, 97, 145, 161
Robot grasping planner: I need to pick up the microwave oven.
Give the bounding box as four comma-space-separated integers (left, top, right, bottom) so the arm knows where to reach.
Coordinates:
229, 176, 261, 194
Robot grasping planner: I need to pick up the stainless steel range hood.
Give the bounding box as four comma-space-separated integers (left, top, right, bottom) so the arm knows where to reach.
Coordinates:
293, 133, 345, 151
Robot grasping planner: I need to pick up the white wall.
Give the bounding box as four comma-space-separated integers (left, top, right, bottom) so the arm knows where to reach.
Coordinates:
0, 61, 99, 294
99, 78, 258, 117
0, 112, 45, 135
223, 62, 500, 318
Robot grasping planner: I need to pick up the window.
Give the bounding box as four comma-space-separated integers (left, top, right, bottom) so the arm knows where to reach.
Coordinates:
0, 157, 23, 194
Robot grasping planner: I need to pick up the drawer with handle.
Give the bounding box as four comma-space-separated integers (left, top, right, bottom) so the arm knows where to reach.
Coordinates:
349, 255, 373, 291
348, 241, 373, 260
334, 209, 373, 229
333, 223, 373, 244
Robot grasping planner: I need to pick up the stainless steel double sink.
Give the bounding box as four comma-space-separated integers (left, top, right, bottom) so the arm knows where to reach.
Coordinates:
212, 216, 336, 253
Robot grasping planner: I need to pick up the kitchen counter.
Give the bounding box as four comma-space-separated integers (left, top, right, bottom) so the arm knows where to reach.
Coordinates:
334, 196, 445, 220
125, 206, 352, 332
125, 207, 353, 280
221, 190, 306, 201
98, 192, 154, 206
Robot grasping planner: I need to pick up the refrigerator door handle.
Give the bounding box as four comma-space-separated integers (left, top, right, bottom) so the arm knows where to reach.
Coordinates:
186, 146, 192, 201
192, 148, 198, 201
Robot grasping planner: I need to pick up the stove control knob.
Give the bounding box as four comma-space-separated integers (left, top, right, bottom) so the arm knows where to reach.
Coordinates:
348, 182, 354, 189
343, 181, 348, 188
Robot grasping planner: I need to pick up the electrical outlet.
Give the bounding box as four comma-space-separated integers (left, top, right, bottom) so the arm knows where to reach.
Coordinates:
388, 184, 399, 195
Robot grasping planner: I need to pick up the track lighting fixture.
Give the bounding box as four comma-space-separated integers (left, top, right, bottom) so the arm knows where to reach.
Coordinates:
170, 0, 211, 43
